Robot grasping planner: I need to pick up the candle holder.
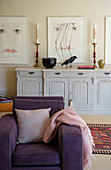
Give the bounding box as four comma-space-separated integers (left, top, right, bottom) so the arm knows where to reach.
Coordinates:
34, 43, 40, 67
92, 42, 97, 68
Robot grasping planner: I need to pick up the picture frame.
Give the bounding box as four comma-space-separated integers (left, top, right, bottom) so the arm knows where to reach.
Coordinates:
48, 17, 84, 63
0, 16, 28, 64
105, 16, 111, 64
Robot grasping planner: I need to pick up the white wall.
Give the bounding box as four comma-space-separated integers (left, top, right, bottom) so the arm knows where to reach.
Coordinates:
0, 0, 111, 96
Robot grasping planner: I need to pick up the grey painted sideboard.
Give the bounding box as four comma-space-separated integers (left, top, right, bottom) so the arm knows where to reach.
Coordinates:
16, 66, 111, 115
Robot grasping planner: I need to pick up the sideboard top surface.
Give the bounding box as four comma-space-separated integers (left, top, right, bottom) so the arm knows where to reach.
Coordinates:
15, 65, 111, 72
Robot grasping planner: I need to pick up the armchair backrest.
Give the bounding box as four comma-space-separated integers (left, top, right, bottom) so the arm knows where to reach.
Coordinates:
13, 96, 64, 117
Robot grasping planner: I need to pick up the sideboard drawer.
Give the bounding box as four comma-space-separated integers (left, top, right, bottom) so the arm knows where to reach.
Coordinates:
44, 71, 70, 77
96, 71, 111, 77
18, 70, 42, 78
44, 70, 94, 78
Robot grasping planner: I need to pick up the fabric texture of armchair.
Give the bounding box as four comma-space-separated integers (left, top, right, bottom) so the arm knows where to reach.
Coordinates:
0, 96, 83, 170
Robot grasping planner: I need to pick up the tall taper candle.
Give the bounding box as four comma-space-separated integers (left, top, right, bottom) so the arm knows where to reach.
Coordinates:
36, 24, 39, 44
93, 24, 96, 43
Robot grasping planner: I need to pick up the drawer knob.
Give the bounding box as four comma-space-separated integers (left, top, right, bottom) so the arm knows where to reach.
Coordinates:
55, 72, 61, 75
78, 73, 84, 75
28, 72, 35, 75
104, 72, 110, 75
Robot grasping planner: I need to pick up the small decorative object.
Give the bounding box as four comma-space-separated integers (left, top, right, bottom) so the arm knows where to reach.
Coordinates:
92, 24, 97, 68
34, 24, 40, 67
61, 59, 70, 68
42, 58, 56, 68
78, 65, 94, 69
61, 56, 77, 68
98, 59, 105, 68
36, 24, 39, 44
35, 43, 40, 67
69, 56, 78, 67
48, 17, 84, 63
93, 24, 96, 43
92, 42, 97, 68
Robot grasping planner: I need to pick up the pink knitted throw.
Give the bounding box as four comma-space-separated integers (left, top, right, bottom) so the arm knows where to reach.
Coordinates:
43, 107, 94, 169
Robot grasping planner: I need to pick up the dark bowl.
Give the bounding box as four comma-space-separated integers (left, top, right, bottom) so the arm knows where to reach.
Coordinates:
42, 58, 57, 68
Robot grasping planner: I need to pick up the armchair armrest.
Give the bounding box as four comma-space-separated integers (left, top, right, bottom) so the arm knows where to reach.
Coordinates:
0, 114, 17, 170
58, 124, 83, 170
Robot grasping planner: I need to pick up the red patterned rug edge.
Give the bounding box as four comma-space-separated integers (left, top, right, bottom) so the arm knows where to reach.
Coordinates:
87, 123, 111, 127
87, 123, 111, 155
93, 149, 111, 154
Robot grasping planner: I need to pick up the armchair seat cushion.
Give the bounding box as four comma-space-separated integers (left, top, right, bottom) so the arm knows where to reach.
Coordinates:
12, 143, 60, 166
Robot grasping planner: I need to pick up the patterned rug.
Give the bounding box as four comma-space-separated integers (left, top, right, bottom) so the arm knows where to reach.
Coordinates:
88, 124, 111, 154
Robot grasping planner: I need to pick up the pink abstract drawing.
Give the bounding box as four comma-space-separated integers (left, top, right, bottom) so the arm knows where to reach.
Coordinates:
54, 23, 77, 58
48, 17, 84, 63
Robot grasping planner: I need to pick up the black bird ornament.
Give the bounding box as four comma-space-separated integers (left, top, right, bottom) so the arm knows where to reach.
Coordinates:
61, 59, 70, 68
61, 56, 77, 68
69, 56, 78, 67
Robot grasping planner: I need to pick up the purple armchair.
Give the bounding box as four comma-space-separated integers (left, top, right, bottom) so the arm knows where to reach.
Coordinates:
0, 96, 83, 170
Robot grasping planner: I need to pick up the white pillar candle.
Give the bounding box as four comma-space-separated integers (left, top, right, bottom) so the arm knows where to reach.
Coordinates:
36, 24, 39, 44
93, 24, 96, 43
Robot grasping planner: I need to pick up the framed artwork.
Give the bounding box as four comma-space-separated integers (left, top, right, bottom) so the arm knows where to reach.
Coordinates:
105, 16, 111, 64
0, 17, 28, 64
48, 17, 84, 63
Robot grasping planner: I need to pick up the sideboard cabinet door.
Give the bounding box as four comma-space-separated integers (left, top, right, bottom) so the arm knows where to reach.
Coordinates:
18, 77, 42, 96
16, 70, 42, 96
96, 78, 111, 108
44, 77, 68, 107
70, 78, 94, 109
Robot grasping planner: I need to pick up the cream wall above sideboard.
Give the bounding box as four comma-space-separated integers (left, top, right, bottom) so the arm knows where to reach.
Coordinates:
0, 0, 111, 96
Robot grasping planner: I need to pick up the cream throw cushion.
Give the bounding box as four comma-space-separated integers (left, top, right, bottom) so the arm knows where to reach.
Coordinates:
15, 108, 51, 143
